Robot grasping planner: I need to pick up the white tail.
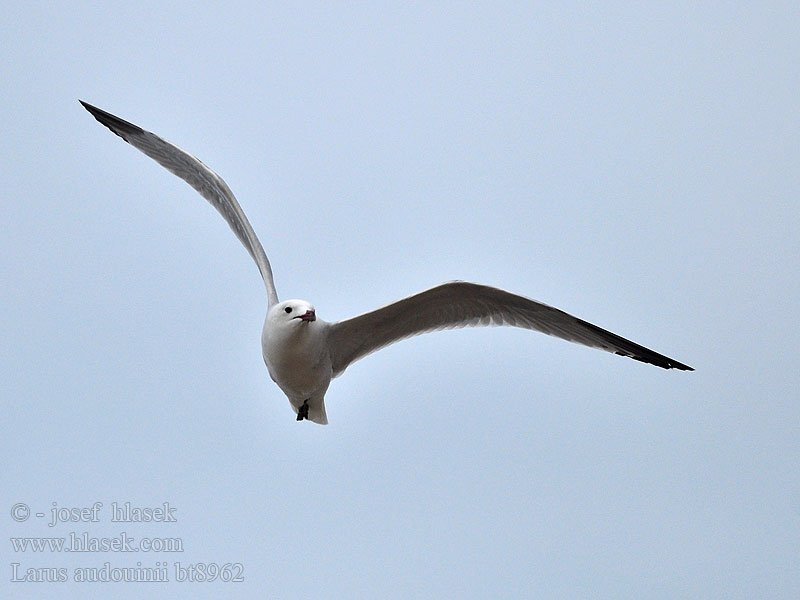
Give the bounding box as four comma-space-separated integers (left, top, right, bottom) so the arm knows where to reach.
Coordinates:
308, 401, 328, 425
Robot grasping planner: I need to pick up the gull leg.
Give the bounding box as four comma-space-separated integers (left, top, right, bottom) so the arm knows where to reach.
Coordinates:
297, 399, 310, 421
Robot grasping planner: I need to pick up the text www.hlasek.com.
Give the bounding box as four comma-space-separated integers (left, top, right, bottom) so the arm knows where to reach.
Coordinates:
11, 532, 182, 553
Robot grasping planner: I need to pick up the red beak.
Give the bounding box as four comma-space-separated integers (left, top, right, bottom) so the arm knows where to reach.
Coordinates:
295, 310, 316, 322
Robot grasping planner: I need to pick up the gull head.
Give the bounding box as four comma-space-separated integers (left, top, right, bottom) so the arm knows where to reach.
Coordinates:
268, 299, 317, 328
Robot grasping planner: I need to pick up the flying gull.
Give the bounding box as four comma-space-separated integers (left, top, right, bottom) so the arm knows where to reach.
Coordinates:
80, 101, 693, 424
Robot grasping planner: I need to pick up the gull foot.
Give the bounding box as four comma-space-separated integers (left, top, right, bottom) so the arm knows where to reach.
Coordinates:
297, 399, 310, 421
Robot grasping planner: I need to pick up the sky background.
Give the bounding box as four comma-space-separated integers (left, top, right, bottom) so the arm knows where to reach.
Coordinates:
2, 2, 799, 598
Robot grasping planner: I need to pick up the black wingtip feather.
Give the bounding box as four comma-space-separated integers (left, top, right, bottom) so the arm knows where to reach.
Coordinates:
79, 100, 144, 138
629, 353, 694, 371
580, 317, 693, 371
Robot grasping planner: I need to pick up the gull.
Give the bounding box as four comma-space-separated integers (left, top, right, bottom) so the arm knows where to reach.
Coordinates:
80, 101, 693, 425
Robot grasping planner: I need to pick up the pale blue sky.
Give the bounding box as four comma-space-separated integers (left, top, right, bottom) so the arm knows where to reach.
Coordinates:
2, 2, 799, 598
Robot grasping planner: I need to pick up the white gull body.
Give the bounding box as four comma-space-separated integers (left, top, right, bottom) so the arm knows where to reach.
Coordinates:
81, 101, 693, 425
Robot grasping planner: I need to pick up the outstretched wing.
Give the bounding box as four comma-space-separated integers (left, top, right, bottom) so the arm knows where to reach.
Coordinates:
80, 101, 279, 307
327, 281, 693, 376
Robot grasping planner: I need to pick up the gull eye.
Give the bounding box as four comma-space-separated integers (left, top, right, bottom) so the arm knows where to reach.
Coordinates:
284, 306, 292, 314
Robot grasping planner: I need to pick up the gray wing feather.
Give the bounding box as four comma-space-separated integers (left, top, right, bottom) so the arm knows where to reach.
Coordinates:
80, 101, 279, 306
327, 281, 693, 376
